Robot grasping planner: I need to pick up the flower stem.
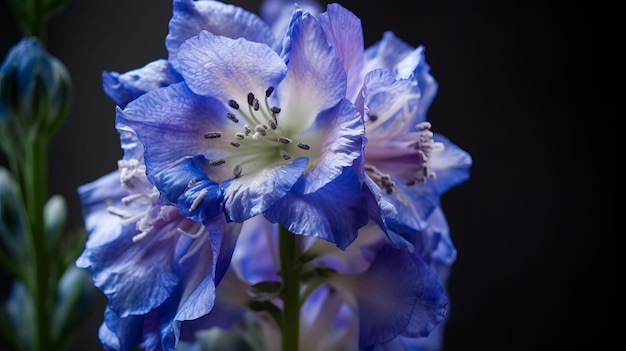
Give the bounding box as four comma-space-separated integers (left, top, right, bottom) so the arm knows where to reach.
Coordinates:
24, 137, 51, 351
279, 225, 301, 351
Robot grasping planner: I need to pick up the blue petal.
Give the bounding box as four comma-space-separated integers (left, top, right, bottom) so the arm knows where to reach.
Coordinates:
361, 69, 422, 134
99, 308, 143, 351
328, 244, 422, 348
223, 156, 308, 222
277, 9, 347, 132
364, 31, 415, 74
177, 30, 286, 106
305, 99, 365, 193
102, 59, 182, 108
77, 172, 183, 317
167, 0, 277, 68
116, 82, 233, 182
401, 254, 448, 338
264, 166, 368, 249
317, 3, 365, 102
158, 155, 223, 223
429, 133, 473, 195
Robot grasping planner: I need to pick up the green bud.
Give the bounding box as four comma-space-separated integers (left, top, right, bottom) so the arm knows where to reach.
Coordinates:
0, 166, 27, 259
0, 37, 71, 149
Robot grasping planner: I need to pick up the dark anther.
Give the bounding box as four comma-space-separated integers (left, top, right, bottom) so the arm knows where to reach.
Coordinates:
369, 114, 378, 122
233, 164, 242, 177
210, 159, 226, 166
253, 99, 260, 111
226, 112, 239, 123
228, 99, 240, 109
297, 142, 310, 150
270, 106, 281, 114
247, 92, 255, 106
265, 87, 274, 97
204, 132, 221, 139
230, 142, 241, 147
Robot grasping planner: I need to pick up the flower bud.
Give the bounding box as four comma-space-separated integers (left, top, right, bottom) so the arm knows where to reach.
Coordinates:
0, 36, 71, 145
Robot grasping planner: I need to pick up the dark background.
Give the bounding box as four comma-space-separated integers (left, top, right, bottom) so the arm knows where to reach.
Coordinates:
0, 0, 608, 350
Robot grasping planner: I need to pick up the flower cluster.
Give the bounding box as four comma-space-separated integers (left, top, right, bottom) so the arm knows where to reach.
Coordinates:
76, 1, 472, 350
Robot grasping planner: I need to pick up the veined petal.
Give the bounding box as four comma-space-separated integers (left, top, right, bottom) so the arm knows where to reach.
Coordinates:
304, 99, 365, 193
361, 69, 422, 140
317, 3, 365, 102
158, 155, 223, 222
77, 171, 181, 317
99, 308, 143, 351
116, 82, 233, 183
364, 31, 415, 74
102, 59, 182, 108
177, 30, 286, 106
167, 0, 277, 69
429, 133, 473, 195
401, 254, 448, 338
277, 9, 347, 132
327, 244, 422, 348
223, 156, 308, 222
264, 167, 368, 250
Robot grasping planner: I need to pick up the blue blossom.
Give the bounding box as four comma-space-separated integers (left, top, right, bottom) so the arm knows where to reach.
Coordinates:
76, 128, 242, 350
116, 0, 376, 249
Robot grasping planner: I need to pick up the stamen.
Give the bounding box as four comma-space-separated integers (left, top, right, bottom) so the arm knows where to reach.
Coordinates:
265, 86, 274, 97
233, 164, 242, 177
235, 132, 245, 140
188, 189, 208, 212
365, 164, 396, 194
228, 99, 240, 109
297, 142, 310, 150
210, 159, 226, 166
247, 92, 255, 106
107, 206, 134, 219
230, 141, 241, 147
253, 99, 260, 111
270, 106, 281, 114
244, 125, 252, 136
132, 231, 148, 242
281, 151, 292, 160
415, 122, 431, 130
278, 136, 292, 144
121, 193, 144, 205
226, 112, 239, 123
369, 114, 379, 122
255, 124, 267, 136
204, 131, 222, 139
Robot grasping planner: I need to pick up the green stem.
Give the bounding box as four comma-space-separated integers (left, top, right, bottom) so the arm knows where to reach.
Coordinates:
279, 225, 301, 351
24, 137, 50, 351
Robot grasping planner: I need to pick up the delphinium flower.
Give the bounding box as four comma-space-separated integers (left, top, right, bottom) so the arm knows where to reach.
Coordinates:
117, 0, 379, 249
78, 0, 384, 350
76, 1, 472, 350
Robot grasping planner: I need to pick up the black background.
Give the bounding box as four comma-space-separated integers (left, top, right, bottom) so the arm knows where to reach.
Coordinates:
0, 1, 608, 350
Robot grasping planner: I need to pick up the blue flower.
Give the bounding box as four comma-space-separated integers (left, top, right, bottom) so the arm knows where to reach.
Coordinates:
77, 129, 242, 350
117, 1, 374, 249
359, 34, 472, 245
